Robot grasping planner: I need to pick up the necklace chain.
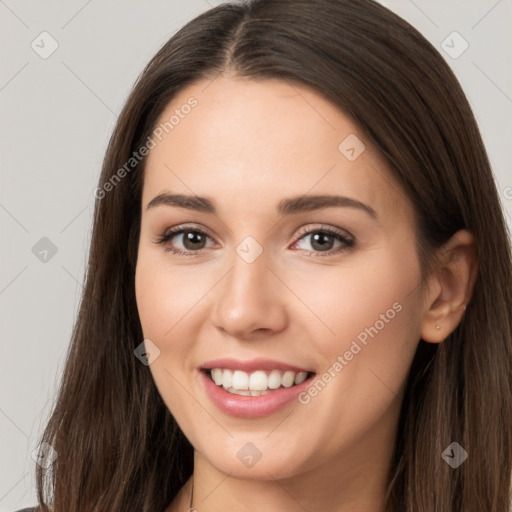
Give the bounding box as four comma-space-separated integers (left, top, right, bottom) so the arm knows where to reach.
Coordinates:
187, 476, 195, 512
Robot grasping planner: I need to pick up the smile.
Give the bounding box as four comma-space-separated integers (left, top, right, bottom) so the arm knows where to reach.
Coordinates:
198, 358, 316, 418
206, 368, 312, 396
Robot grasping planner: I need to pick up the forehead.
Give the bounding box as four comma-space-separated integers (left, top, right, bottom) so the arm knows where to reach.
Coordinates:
142, 75, 411, 222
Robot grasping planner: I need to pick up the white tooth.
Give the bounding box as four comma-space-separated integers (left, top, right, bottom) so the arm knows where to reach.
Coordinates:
281, 371, 296, 388
232, 370, 249, 390
222, 369, 232, 389
294, 371, 308, 385
232, 389, 251, 396
249, 370, 268, 391
215, 367, 307, 391
268, 370, 282, 389
211, 368, 223, 385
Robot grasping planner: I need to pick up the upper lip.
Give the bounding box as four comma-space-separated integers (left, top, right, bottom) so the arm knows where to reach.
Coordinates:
201, 357, 314, 374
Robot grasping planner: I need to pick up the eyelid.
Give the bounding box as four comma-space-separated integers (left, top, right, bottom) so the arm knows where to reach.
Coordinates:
160, 223, 218, 242
293, 223, 354, 243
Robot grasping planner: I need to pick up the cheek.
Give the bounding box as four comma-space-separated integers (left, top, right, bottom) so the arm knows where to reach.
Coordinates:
289, 242, 423, 412
283, 258, 421, 466
134, 257, 198, 419
283, 243, 422, 350
135, 254, 205, 422
294, 242, 422, 427
135, 251, 208, 347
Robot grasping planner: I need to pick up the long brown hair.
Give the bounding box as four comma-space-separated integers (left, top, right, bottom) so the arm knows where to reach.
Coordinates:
36, 0, 512, 510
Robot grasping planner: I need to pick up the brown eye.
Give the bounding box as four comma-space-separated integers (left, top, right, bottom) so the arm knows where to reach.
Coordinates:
309, 232, 336, 251
292, 227, 355, 256
154, 225, 215, 255
180, 230, 207, 250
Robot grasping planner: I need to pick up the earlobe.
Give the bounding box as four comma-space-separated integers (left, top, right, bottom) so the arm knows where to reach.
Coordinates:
420, 230, 478, 343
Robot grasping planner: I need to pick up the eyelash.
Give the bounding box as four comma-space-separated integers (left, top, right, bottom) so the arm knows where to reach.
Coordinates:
153, 224, 355, 258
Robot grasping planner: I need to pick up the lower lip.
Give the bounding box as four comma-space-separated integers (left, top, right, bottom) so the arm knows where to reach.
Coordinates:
199, 370, 315, 418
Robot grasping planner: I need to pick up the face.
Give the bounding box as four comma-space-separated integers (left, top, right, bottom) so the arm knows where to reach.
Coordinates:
135, 75, 425, 482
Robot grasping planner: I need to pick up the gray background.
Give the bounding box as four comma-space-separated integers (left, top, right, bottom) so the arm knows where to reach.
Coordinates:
1, 1, 511, 510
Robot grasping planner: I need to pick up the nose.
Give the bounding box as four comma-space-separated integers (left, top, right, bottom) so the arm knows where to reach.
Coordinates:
210, 247, 288, 340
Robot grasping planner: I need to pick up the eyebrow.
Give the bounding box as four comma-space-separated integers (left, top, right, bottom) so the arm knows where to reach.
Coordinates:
146, 192, 378, 220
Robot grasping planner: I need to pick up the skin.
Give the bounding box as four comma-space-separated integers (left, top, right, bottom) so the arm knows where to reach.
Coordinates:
134, 74, 477, 512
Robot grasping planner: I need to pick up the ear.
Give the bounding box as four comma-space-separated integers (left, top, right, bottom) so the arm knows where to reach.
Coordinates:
421, 230, 478, 343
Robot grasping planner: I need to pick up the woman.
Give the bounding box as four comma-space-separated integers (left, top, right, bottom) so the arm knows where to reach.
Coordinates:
22, 0, 512, 510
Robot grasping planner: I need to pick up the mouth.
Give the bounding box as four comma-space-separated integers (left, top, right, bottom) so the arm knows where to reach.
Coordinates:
201, 368, 316, 396
198, 357, 317, 418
